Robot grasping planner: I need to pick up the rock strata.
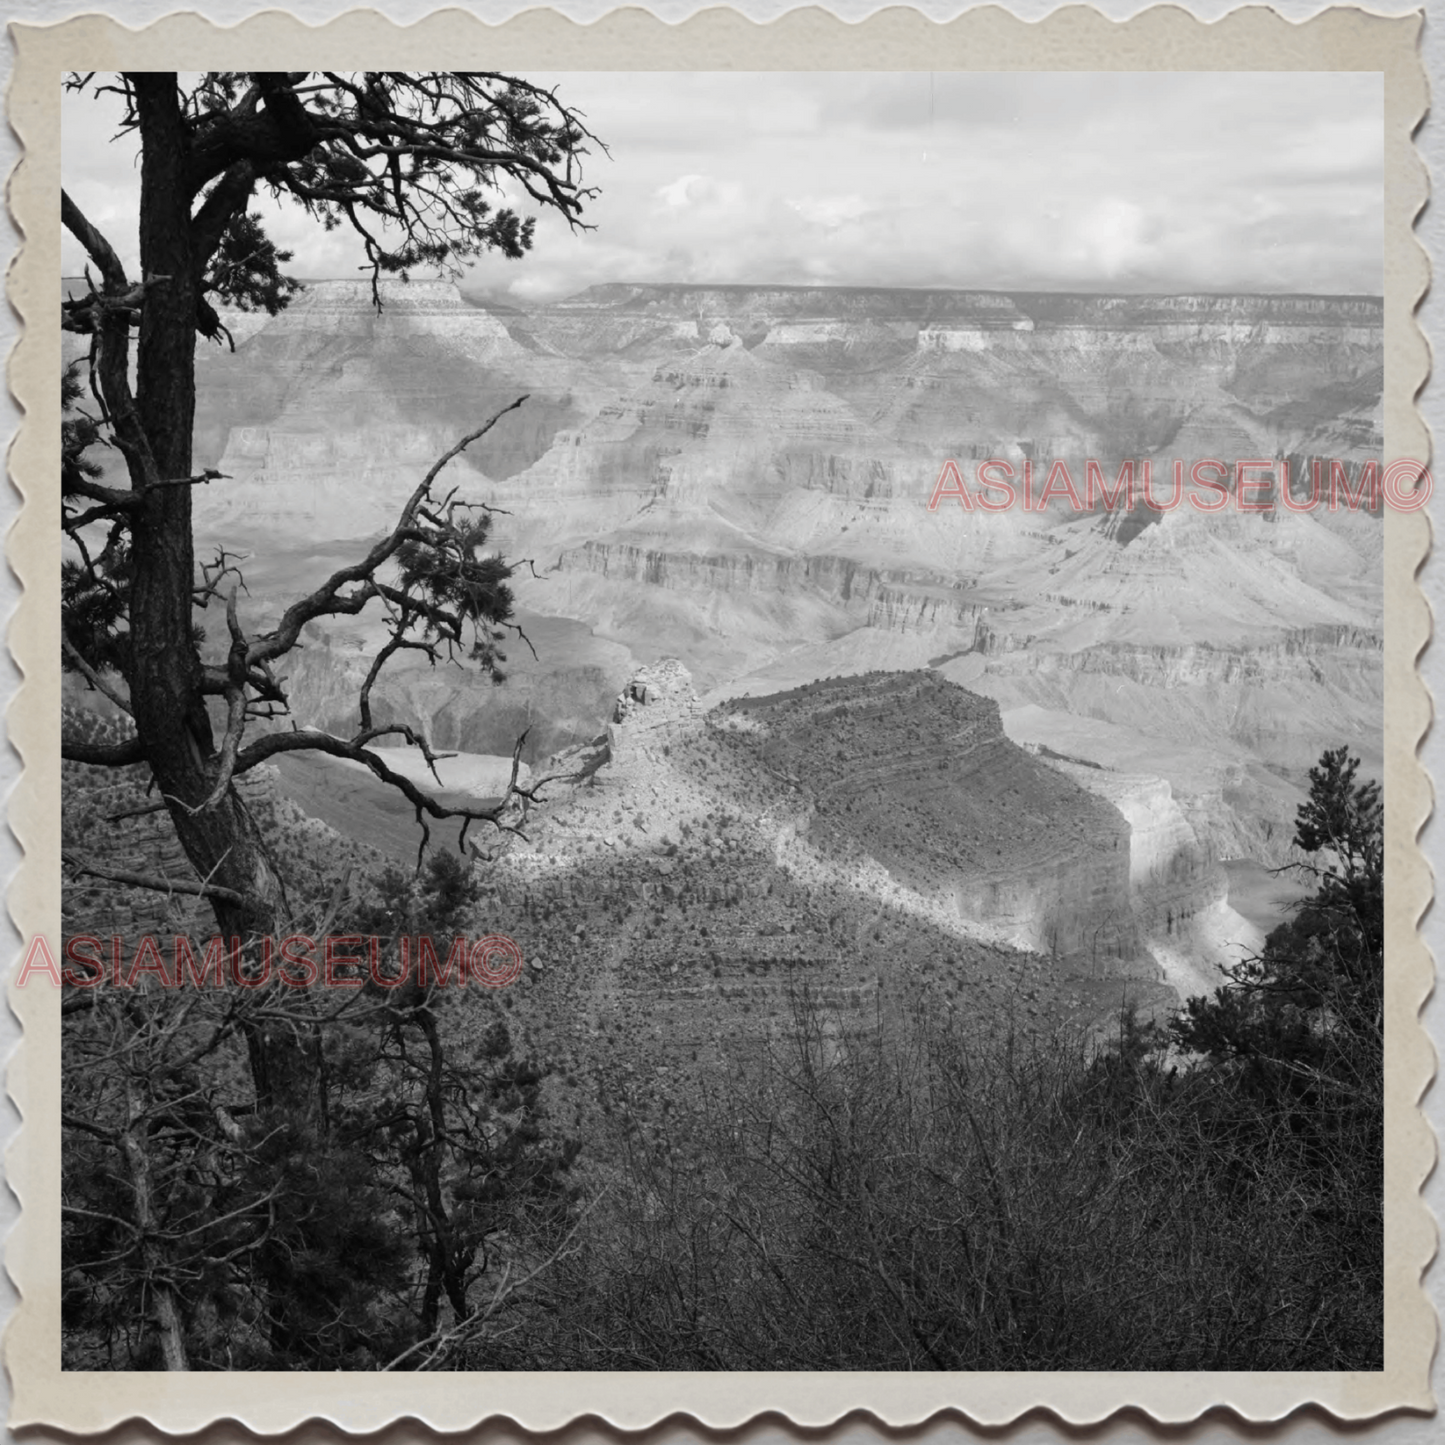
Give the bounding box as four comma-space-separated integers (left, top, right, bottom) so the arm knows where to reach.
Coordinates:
714, 671, 1158, 978
62, 276, 1382, 899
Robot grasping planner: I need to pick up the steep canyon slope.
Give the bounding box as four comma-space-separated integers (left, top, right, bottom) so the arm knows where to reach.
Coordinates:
477, 662, 1188, 1083
64, 277, 1381, 988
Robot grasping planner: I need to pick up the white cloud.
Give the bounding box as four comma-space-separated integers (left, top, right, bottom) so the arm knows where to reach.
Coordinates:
789, 194, 869, 230
63, 71, 1382, 300
1077, 199, 1153, 278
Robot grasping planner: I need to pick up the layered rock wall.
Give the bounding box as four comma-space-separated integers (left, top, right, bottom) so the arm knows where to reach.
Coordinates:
720, 671, 1158, 979
562, 540, 990, 637
78, 276, 1381, 899
976, 626, 1382, 779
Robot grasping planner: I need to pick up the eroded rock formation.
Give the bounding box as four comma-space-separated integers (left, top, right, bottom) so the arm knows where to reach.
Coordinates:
64, 276, 1382, 953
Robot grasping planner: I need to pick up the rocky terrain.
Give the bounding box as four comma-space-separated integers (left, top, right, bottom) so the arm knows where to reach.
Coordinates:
62, 275, 1383, 1009
172, 279, 1381, 819
715, 672, 1150, 972
463, 662, 1194, 1119
254, 663, 1239, 1068
61, 658, 1206, 1208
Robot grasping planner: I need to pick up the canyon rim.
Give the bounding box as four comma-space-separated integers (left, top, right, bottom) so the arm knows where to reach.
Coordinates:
50, 60, 1395, 1389
170, 273, 1385, 1005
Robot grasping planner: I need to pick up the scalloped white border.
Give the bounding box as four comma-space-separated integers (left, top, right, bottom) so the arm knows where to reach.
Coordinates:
4, 5, 1433, 1431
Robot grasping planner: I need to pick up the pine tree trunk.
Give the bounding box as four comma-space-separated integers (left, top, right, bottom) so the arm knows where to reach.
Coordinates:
127, 77, 310, 1115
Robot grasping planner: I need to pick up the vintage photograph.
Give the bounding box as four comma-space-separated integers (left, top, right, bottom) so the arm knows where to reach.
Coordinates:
56, 64, 1389, 1376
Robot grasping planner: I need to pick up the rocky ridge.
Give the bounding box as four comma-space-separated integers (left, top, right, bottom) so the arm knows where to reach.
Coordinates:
470, 663, 1239, 1099
58, 656, 1258, 1132
63, 276, 1383, 894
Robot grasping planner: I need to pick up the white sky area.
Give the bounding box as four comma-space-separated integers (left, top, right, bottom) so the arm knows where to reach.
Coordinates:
61, 71, 1383, 301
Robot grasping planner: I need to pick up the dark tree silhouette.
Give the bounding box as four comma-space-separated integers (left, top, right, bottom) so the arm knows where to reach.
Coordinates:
1174, 745, 1384, 1090
60, 74, 602, 1370
59, 71, 599, 1018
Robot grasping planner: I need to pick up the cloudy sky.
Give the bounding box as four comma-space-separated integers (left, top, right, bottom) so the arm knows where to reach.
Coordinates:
62, 71, 1382, 301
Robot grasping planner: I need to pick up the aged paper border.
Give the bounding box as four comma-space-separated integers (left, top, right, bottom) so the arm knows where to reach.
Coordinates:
5, 4, 1433, 1432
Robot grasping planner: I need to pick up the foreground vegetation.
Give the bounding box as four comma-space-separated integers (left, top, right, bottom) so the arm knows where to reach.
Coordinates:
544, 995, 1378, 1371
58, 67, 1381, 1374
61, 746, 1382, 1370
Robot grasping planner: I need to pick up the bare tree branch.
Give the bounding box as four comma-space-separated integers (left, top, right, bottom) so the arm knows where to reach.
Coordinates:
61, 189, 128, 291
62, 633, 133, 716
63, 852, 244, 905
63, 735, 148, 768
250, 397, 528, 667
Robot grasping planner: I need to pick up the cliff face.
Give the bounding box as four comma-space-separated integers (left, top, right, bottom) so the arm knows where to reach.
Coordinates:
974, 624, 1383, 780
544, 282, 1380, 327
561, 540, 992, 637
1042, 761, 1257, 999
528, 284, 1382, 482
187, 279, 1383, 555
461, 661, 1188, 1093
191, 279, 588, 539
715, 671, 1157, 979
72, 276, 1380, 892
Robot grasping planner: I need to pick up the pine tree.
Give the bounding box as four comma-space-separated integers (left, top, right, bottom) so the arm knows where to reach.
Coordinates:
1173, 745, 1383, 1098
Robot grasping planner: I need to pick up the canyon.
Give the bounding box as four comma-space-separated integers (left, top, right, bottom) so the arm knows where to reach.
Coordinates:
65, 276, 1384, 1016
